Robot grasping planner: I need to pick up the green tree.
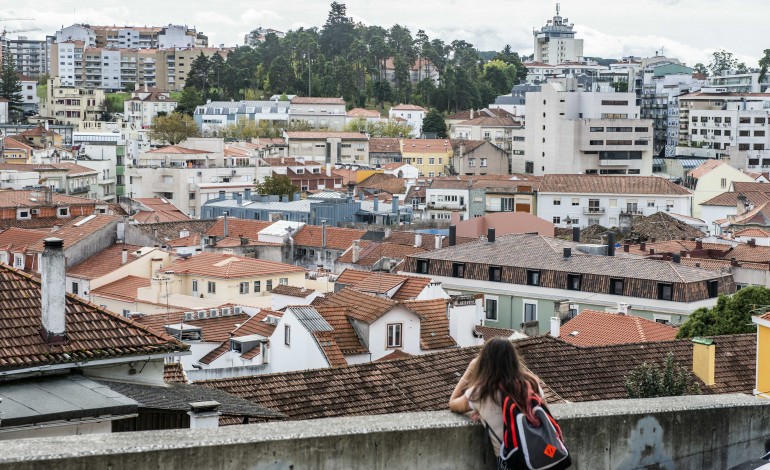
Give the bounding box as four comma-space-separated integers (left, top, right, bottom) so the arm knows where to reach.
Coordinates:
625, 353, 701, 398
149, 112, 201, 145
343, 118, 413, 137
677, 286, 770, 338
759, 49, 770, 84
255, 174, 298, 198
708, 49, 738, 77
0, 50, 23, 118
422, 109, 447, 138
186, 53, 212, 98
610, 81, 629, 92
482, 59, 517, 95
320, 2, 356, 59
175, 87, 204, 116
693, 63, 708, 76
266, 56, 295, 95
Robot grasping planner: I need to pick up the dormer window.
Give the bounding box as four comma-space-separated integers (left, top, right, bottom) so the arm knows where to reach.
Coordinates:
58, 207, 70, 217
16, 209, 30, 220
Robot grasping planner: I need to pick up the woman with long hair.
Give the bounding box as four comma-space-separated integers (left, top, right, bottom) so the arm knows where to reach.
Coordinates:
449, 338, 543, 469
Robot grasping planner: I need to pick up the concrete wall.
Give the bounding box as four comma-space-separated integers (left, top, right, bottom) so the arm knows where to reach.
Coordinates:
0, 394, 766, 470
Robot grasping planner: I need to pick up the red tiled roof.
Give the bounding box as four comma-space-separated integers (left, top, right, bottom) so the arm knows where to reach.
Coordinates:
285, 132, 367, 140
163, 362, 188, 384
131, 198, 191, 223
137, 310, 251, 343
558, 310, 678, 347
734, 228, 770, 238
292, 225, 365, 251
357, 173, 405, 194
66, 244, 143, 279
315, 305, 368, 355
270, 284, 316, 298
312, 330, 348, 368
369, 138, 402, 154
0, 266, 183, 372
199, 309, 283, 364
0, 190, 97, 209
688, 159, 724, 179
404, 298, 456, 350
48, 162, 98, 176
474, 325, 515, 342
0, 227, 49, 253
335, 268, 431, 300
164, 252, 305, 279
540, 174, 691, 195
391, 104, 426, 111
337, 241, 427, 266
20, 126, 60, 137
91, 275, 151, 302
28, 215, 121, 252
374, 349, 414, 362
347, 108, 381, 118
401, 139, 452, 154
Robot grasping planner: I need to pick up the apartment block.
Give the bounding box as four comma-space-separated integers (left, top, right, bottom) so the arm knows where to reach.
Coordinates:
289, 97, 346, 130
533, 5, 584, 65
39, 77, 105, 126
3, 37, 50, 78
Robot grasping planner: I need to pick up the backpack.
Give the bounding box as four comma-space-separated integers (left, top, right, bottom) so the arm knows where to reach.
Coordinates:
496, 394, 571, 470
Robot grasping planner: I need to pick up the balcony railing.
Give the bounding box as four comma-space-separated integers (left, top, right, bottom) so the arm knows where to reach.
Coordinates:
583, 207, 605, 214
69, 185, 91, 195
427, 202, 466, 210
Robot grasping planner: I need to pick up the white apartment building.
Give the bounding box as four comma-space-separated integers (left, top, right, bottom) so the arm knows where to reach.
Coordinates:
388, 104, 426, 137
708, 71, 769, 94
19, 76, 39, 112
39, 77, 105, 126
678, 91, 770, 171
126, 138, 258, 217
289, 97, 346, 130
3, 37, 50, 78
284, 131, 369, 165
425, 179, 471, 222
193, 100, 291, 135
525, 80, 654, 176
537, 174, 693, 228
124, 88, 178, 129
53, 25, 96, 46
532, 5, 584, 66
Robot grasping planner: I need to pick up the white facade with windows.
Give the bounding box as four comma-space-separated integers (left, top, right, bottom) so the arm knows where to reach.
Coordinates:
425, 187, 470, 221
389, 105, 426, 137
532, 6, 584, 66
525, 80, 653, 176
537, 191, 692, 228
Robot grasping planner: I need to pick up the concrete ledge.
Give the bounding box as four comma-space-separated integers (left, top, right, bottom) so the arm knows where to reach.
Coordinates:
0, 394, 768, 469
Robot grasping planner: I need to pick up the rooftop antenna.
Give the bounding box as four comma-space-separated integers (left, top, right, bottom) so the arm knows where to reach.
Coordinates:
556, 3, 560, 16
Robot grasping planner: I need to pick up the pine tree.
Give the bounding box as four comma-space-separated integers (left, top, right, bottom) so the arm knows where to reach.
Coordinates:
0, 50, 23, 119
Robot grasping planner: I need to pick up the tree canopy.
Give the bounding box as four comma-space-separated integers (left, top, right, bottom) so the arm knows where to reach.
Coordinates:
422, 109, 447, 138
625, 353, 701, 399
170, 2, 526, 113
677, 286, 770, 338
255, 174, 298, 199
0, 49, 23, 118
149, 112, 201, 145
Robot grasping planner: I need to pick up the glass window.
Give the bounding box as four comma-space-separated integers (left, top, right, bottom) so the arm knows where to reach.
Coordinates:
485, 299, 498, 321
609, 278, 624, 295
489, 266, 502, 282
567, 274, 581, 291
254, 281, 261, 292
285, 324, 291, 346
387, 323, 402, 348
207, 281, 216, 294
658, 283, 673, 300
266, 279, 273, 291
452, 263, 465, 278
239, 282, 249, 294
524, 302, 537, 322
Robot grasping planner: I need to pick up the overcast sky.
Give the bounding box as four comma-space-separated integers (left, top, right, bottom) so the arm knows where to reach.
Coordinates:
6, 0, 763, 67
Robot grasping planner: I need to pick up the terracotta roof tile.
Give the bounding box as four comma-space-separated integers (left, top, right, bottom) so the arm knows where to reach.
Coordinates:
164, 252, 305, 279
357, 173, 406, 195
91, 275, 151, 302
131, 198, 191, 223
66, 245, 143, 279
270, 284, 316, 298
474, 325, 516, 342
374, 349, 414, 362
688, 159, 725, 179
734, 228, 770, 238
163, 362, 188, 384
136, 310, 251, 343
315, 306, 368, 355
369, 138, 401, 154
132, 220, 217, 242
338, 241, 427, 267
205, 218, 274, 239
285, 131, 367, 140
391, 104, 426, 111
347, 108, 381, 118
0, 190, 98, 209
292, 225, 366, 251
539, 174, 691, 195
312, 330, 348, 368
0, 228, 49, 253
335, 268, 431, 300
0, 266, 184, 372
28, 215, 121, 252
404, 298, 457, 350
401, 139, 452, 154
558, 310, 678, 347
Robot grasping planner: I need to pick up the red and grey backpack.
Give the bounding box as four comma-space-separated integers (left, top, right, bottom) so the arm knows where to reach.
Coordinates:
496, 393, 571, 470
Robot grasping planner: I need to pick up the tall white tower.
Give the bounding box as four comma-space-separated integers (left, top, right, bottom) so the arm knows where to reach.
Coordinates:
533, 4, 584, 65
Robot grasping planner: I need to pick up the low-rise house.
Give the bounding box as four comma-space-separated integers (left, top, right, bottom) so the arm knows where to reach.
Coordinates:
401, 139, 452, 177
450, 140, 509, 176
356, 173, 406, 201
285, 131, 369, 165
193, 100, 290, 135
126, 197, 191, 223
334, 268, 438, 301
402, 233, 734, 332
388, 104, 426, 137
27, 214, 121, 271
368, 138, 403, 167
553, 309, 678, 346
124, 87, 178, 129
537, 174, 692, 228
259, 157, 343, 193
336, 240, 428, 274
346, 108, 384, 125
682, 160, 755, 219
450, 114, 522, 156
472, 177, 539, 216
0, 227, 49, 271
0, 239, 187, 439
425, 178, 471, 221
0, 189, 108, 230
291, 225, 367, 270
381, 162, 418, 179
203, 217, 284, 261
65, 244, 148, 299
404, 183, 427, 220
1, 136, 35, 163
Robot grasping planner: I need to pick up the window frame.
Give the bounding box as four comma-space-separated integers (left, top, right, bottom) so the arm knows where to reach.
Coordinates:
485, 297, 499, 322
285, 324, 291, 346
207, 281, 216, 294
239, 281, 249, 295
386, 323, 403, 348
609, 278, 624, 295
567, 273, 582, 291
523, 300, 537, 323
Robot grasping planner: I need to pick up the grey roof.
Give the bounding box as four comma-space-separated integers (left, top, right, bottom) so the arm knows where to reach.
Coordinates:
97, 380, 284, 419
411, 234, 726, 283
0, 375, 137, 428
194, 100, 290, 116
289, 306, 334, 332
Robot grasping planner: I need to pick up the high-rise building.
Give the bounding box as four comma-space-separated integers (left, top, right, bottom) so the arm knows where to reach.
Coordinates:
533, 4, 584, 66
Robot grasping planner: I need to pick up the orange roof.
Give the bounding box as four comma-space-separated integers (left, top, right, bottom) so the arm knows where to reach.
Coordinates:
48, 162, 98, 176
28, 215, 121, 252
67, 245, 143, 279
401, 139, 452, 154
404, 298, 456, 350
347, 108, 381, 118
334, 268, 431, 300
559, 310, 678, 347
131, 198, 191, 223
136, 309, 251, 343
391, 104, 426, 111
337, 241, 427, 266
147, 145, 213, 154
291, 225, 365, 251
91, 275, 151, 302
688, 159, 724, 179
285, 131, 368, 141
0, 190, 96, 209
0, 228, 49, 253
164, 252, 305, 279
734, 228, 770, 238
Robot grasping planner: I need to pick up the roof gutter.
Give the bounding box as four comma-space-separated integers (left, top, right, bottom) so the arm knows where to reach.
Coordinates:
0, 351, 190, 378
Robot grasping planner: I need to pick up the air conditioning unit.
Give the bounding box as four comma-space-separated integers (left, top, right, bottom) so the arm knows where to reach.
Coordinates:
210, 308, 219, 317
184, 311, 194, 321
234, 306, 242, 315
30, 209, 40, 215
196, 310, 206, 319
221, 307, 231, 316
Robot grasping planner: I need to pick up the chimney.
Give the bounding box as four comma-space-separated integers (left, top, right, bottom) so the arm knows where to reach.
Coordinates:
488, 228, 496, 243
672, 253, 681, 263
352, 240, 360, 263
244, 188, 251, 201
749, 238, 757, 247
640, 241, 646, 251
235, 193, 243, 205
218, 190, 226, 201
121, 248, 128, 265
435, 235, 443, 250
617, 302, 629, 315
151, 257, 163, 276
321, 220, 327, 249
187, 401, 221, 429
414, 232, 423, 248
606, 231, 615, 256
374, 197, 379, 212
563, 247, 572, 258
470, 108, 475, 119
692, 337, 716, 386
41, 238, 66, 343
550, 316, 561, 338
392, 198, 398, 215
572, 226, 580, 243
731, 257, 738, 267
696, 239, 703, 250
326, 163, 331, 177
223, 212, 228, 237
623, 243, 630, 253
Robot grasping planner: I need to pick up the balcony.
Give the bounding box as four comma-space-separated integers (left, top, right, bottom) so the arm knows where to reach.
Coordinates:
69, 185, 91, 195
583, 207, 606, 214
427, 202, 466, 210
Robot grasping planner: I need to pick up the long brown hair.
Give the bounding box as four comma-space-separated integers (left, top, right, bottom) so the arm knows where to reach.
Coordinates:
468, 338, 541, 423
